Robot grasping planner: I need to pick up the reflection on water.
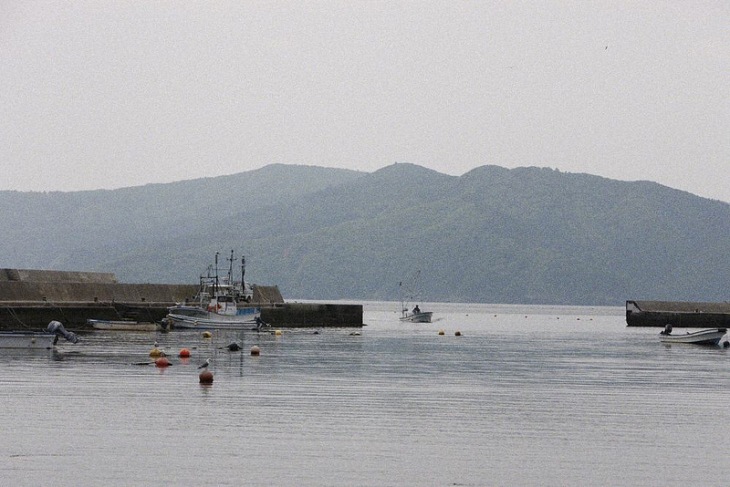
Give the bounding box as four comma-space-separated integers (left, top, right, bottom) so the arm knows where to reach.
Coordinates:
1, 303, 729, 486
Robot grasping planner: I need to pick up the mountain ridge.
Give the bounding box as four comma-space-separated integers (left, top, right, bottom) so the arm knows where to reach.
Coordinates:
1, 163, 727, 306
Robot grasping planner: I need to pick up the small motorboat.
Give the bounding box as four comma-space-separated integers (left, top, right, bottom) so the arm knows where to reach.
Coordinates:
87, 319, 160, 331
659, 324, 728, 346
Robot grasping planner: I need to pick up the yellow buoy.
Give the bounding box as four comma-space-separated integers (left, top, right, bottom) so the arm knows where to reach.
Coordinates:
202, 331, 212, 338
274, 330, 282, 336
149, 347, 163, 358
438, 329, 445, 335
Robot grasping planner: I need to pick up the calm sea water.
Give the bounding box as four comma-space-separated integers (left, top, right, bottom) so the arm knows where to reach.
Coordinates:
2, 302, 729, 486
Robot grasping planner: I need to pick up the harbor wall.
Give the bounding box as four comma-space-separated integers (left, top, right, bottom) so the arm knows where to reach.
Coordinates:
0, 269, 363, 330
626, 300, 730, 327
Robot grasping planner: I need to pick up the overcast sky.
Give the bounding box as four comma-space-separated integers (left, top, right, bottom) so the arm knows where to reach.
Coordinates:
1, 2, 728, 202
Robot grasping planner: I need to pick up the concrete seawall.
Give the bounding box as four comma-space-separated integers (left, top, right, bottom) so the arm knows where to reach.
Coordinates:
0, 269, 363, 330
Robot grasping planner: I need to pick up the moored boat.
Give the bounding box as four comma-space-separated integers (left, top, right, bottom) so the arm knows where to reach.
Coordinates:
166, 250, 260, 330
659, 325, 728, 346
88, 319, 159, 331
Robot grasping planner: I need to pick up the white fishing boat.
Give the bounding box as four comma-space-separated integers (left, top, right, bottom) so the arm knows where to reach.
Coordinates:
0, 321, 79, 349
398, 270, 433, 323
659, 325, 728, 346
166, 250, 261, 330
87, 319, 159, 331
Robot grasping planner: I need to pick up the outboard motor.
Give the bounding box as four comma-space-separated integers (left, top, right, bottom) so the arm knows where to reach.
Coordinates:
47, 320, 79, 344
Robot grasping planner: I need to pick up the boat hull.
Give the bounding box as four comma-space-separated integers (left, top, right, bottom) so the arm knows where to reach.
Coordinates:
0, 332, 56, 349
659, 328, 728, 346
88, 319, 159, 331
166, 306, 261, 330
400, 311, 433, 323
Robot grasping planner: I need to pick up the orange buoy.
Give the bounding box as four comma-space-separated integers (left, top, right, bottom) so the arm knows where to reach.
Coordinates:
250, 345, 261, 356
199, 370, 214, 384
155, 357, 170, 367
179, 348, 191, 358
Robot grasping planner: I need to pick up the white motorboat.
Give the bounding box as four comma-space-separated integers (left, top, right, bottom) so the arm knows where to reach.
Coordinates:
659, 325, 728, 346
398, 270, 432, 323
400, 308, 433, 323
88, 319, 159, 331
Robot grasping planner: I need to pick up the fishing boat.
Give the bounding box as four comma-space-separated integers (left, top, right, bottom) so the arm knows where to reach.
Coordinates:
166, 250, 261, 330
87, 319, 159, 332
659, 325, 728, 346
398, 270, 433, 323
0, 321, 79, 349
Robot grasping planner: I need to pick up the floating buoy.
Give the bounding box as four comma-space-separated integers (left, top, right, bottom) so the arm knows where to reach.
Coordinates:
250, 345, 261, 356
179, 348, 190, 358
455, 331, 462, 336
202, 331, 212, 338
149, 347, 163, 358
438, 329, 445, 335
199, 370, 214, 384
274, 330, 282, 336
227, 342, 241, 351
155, 357, 170, 367
723, 341, 730, 349
349, 331, 361, 336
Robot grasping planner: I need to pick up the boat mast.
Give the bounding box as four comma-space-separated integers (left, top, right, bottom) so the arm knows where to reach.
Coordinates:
227, 249, 234, 286
241, 255, 246, 284
214, 251, 220, 296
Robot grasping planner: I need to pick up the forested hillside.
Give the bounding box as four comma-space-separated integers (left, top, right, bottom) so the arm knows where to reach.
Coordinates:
1, 163, 728, 305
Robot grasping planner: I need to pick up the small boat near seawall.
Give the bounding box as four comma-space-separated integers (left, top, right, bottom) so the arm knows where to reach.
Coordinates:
659, 325, 728, 346
88, 319, 159, 332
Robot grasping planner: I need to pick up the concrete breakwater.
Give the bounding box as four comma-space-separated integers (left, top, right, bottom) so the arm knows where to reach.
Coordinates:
626, 300, 730, 327
0, 269, 363, 331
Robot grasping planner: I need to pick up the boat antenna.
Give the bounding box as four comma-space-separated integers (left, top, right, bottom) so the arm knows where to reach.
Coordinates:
241, 255, 246, 283
228, 249, 234, 285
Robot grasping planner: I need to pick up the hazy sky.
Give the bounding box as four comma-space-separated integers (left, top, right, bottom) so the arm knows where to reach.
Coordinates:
1, 2, 728, 202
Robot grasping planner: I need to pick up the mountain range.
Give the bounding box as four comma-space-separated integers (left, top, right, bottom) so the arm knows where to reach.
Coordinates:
1, 163, 728, 306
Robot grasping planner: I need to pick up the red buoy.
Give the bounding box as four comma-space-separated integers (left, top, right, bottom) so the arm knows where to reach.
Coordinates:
199, 370, 214, 384
179, 348, 190, 358
155, 357, 170, 367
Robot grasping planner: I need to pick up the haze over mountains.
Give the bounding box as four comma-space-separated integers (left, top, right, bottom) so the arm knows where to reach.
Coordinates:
1, 163, 728, 306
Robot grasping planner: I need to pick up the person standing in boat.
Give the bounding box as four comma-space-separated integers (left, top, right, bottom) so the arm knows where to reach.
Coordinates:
413, 305, 420, 314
